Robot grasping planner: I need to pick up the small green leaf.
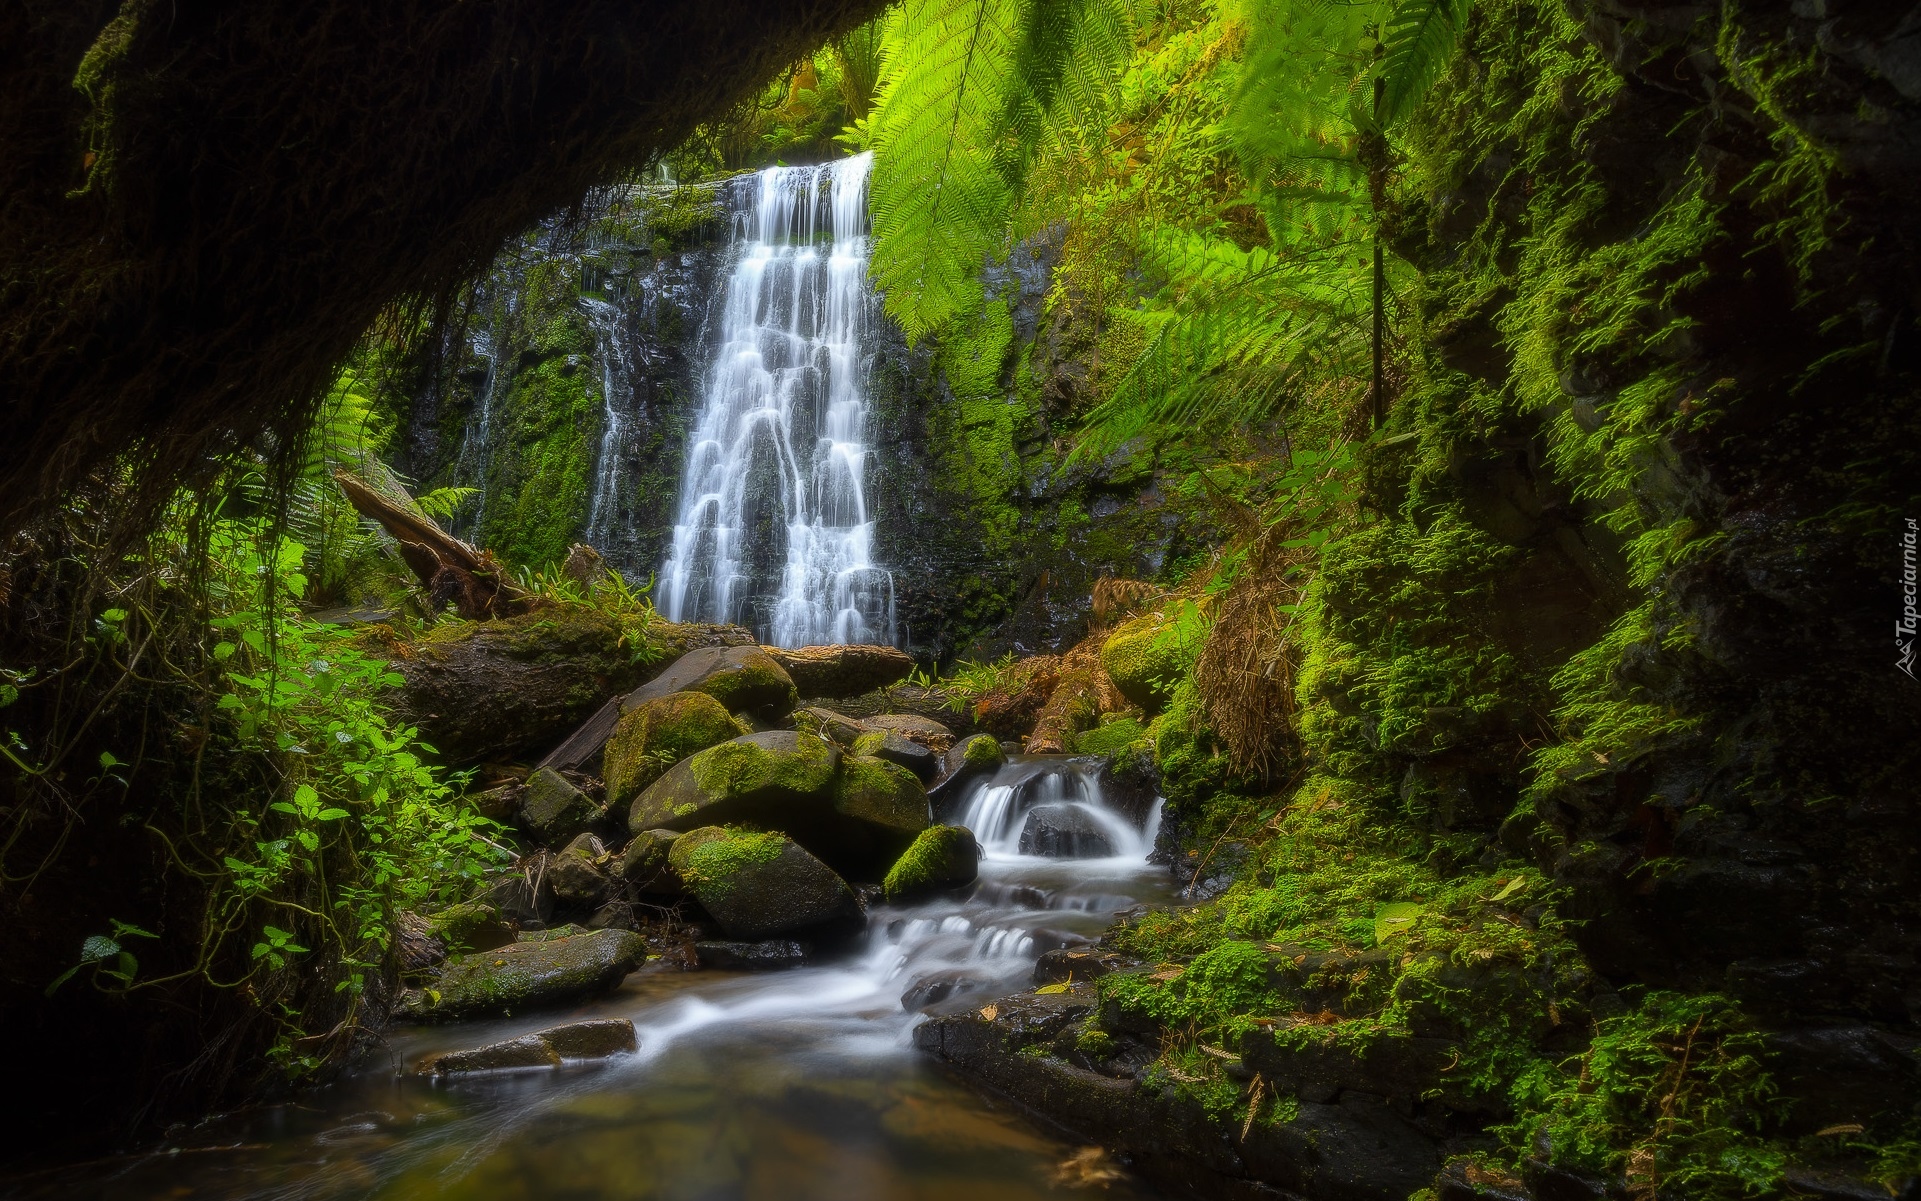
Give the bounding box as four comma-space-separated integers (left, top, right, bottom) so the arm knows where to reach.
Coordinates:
1374, 902, 1424, 944
1490, 877, 1529, 903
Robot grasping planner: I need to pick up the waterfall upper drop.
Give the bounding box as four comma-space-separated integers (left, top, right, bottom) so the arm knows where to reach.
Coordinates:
658, 153, 896, 648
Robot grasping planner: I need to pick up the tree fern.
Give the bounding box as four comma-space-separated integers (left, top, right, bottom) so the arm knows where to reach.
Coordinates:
867, 0, 1133, 340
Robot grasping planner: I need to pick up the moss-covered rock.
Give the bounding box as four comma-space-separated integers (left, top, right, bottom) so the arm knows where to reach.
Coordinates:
882, 825, 981, 900
765, 643, 915, 697
624, 645, 798, 720
626, 730, 839, 835
424, 900, 515, 953
928, 733, 1006, 809
603, 691, 745, 808
667, 826, 861, 939
850, 729, 940, 780
833, 754, 932, 841
397, 928, 646, 1021
617, 827, 686, 896
547, 833, 611, 905
1101, 603, 1206, 713
519, 767, 605, 846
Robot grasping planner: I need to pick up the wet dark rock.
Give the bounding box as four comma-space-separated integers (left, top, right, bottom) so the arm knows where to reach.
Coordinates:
520, 768, 607, 846
1436, 1158, 1532, 1201
539, 1018, 640, 1058
420, 1034, 559, 1074
1032, 947, 1131, 986
476, 870, 555, 926
417, 1017, 638, 1074
927, 734, 1005, 812
395, 928, 647, 1021
668, 826, 862, 940
901, 969, 996, 1011
694, 939, 813, 969
853, 729, 940, 780
1017, 804, 1114, 858
547, 833, 611, 905
1767, 1024, 1921, 1135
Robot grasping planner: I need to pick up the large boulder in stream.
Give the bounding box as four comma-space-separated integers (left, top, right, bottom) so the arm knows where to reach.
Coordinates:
928, 734, 1006, 811
397, 928, 647, 1021
628, 730, 839, 834
603, 691, 746, 808
1018, 805, 1115, 858
882, 825, 980, 900
668, 826, 861, 939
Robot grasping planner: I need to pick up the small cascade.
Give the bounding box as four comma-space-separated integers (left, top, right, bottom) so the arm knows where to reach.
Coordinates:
658, 153, 895, 646
955, 756, 1160, 861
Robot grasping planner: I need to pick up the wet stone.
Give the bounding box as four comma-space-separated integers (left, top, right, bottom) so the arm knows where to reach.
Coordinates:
1018, 804, 1115, 858
695, 939, 813, 970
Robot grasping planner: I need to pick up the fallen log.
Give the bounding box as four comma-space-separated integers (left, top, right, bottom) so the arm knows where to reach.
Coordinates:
333, 469, 529, 620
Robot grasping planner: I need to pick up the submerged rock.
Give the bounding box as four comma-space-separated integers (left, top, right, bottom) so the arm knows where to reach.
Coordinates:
668, 826, 860, 940
418, 1017, 639, 1074
694, 939, 813, 970
397, 928, 647, 1021
1018, 805, 1115, 858
603, 690, 745, 808
625, 645, 798, 720
628, 730, 839, 835
882, 825, 980, 900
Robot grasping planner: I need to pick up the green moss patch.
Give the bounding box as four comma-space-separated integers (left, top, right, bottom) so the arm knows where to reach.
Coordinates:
881, 825, 980, 900
603, 691, 744, 807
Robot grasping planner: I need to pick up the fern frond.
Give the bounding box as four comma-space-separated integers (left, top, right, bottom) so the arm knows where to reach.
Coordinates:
868, 0, 1133, 340
1376, 0, 1471, 126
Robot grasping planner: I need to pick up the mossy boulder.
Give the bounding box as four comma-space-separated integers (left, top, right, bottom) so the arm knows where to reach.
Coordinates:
520, 767, 606, 845
860, 713, 956, 754
625, 645, 797, 720
834, 754, 931, 837
883, 825, 981, 900
617, 828, 686, 896
627, 730, 840, 835
668, 826, 861, 939
1100, 604, 1206, 713
851, 729, 940, 780
424, 900, 515, 953
765, 643, 914, 697
928, 733, 1006, 809
603, 691, 746, 808
397, 928, 647, 1021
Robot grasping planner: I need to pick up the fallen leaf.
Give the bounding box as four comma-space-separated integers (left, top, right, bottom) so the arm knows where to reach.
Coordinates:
1374, 902, 1423, 944
978, 1004, 998, 1021
1036, 982, 1072, 995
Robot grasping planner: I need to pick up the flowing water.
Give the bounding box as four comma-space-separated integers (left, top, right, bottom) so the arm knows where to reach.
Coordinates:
6, 759, 1175, 1201
657, 154, 895, 647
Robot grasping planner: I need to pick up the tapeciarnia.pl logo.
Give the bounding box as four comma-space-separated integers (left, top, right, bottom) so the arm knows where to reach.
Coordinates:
1901, 517, 1918, 679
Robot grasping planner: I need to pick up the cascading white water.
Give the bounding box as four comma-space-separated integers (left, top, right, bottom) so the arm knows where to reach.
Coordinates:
658, 153, 895, 647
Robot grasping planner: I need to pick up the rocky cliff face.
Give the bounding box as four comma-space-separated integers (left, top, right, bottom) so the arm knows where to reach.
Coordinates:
391, 182, 1218, 662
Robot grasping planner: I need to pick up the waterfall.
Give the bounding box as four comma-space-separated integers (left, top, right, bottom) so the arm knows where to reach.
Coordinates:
658, 153, 895, 647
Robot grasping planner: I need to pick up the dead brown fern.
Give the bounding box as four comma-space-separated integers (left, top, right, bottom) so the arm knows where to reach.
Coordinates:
1193, 514, 1310, 782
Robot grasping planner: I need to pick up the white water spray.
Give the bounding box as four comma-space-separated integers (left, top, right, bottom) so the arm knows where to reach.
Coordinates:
658, 154, 895, 646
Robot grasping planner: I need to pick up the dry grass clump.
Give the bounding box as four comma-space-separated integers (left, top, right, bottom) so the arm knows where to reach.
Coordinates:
1193, 522, 1307, 781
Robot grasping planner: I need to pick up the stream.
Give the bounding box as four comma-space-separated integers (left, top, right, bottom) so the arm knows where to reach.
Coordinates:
7, 758, 1177, 1201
